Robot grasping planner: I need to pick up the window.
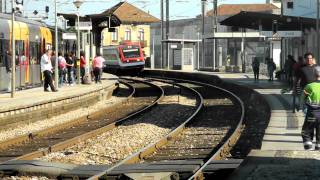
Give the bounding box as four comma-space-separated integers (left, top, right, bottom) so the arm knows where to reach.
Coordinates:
125, 29, 131, 41
15, 40, 24, 65
30, 42, 40, 64
287, 2, 293, 9
138, 29, 145, 41
112, 29, 118, 41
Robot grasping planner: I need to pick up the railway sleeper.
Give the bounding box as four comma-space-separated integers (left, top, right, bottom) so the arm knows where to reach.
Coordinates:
149, 148, 213, 156
145, 154, 208, 161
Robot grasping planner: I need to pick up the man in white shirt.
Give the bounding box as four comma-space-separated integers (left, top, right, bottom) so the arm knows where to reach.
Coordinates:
41, 49, 57, 92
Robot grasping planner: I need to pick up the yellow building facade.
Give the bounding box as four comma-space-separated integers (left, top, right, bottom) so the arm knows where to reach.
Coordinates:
102, 24, 151, 58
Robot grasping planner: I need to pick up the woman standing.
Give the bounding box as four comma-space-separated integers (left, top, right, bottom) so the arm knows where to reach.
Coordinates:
92, 52, 105, 84
80, 51, 86, 84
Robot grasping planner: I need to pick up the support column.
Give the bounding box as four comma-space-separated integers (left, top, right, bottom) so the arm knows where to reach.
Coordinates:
11, 1, 15, 98
317, 0, 320, 63
241, 36, 245, 73
166, 0, 169, 69
160, 0, 164, 69
201, 0, 206, 69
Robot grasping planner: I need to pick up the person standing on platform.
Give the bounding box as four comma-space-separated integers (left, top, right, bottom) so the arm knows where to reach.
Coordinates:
293, 56, 306, 110
267, 58, 276, 81
65, 52, 75, 86
58, 52, 66, 87
4, 51, 12, 92
40, 49, 57, 92
296, 53, 317, 92
301, 66, 320, 150
80, 51, 86, 84
252, 57, 260, 81
92, 52, 105, 84
285, 55, 295, 89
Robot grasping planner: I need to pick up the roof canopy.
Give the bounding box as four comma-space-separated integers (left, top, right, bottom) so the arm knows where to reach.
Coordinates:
220, 11, 315, 31
58, 12, 121, 28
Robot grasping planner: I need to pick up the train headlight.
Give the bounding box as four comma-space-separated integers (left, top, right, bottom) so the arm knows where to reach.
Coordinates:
127, 60, 129, 63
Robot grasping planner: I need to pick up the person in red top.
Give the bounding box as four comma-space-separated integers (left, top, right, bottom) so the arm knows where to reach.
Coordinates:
92, 52, 105, 84
80, 51, 86, 84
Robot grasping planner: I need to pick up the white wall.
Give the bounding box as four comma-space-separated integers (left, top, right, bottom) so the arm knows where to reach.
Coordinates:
271, 41, 281, 67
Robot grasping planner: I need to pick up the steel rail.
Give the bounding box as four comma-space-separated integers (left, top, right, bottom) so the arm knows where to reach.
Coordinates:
0, 81, 130, 163
12, 78, 164, 162
88, 78, 204, 180
183, 80, 245, 180
150, 77, 245, 180
0, 81, 130, 152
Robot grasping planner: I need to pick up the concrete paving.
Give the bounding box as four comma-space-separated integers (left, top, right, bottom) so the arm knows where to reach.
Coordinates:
211, 72, 306, 151
207, 72, 320, 180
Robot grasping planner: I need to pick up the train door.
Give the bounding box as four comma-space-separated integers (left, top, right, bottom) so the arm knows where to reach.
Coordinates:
28, 24, 41, 86
16, 22, 29, 89
39, 27, 53, 82
16, 40, 25, 88
0, 19, 10, 92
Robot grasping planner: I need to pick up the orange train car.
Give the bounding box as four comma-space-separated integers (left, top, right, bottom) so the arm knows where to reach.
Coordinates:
0, 13, 53, 91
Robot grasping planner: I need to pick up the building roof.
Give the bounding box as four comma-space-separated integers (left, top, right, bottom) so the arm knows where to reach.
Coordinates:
220, 11, 315, 31
101, 2, 160, 24
207, 4, 279, 16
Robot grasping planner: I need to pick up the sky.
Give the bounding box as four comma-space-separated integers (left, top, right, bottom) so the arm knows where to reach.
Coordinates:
11, 0, 266, 25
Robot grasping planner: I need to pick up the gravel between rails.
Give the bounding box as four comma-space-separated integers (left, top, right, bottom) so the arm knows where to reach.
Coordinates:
39, 81, 198, 165
143, 83, 239, 162
0, 84, 129, 143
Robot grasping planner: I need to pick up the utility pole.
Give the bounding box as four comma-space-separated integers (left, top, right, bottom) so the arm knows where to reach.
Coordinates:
166, 0, 169, 69
212, 0, 217, 71
11, 0, 16, 98
201, 0, 206, 69
160, 0, 164, 69
317, 0, 320, 63
54, 0, 58, 88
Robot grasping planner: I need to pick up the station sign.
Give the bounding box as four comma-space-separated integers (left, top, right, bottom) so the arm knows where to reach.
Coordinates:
77, 21, 92, 31
207, 31, 302, 39
260, 31, 302, 37
62, 33, 77, 40
170, 44, 182, 49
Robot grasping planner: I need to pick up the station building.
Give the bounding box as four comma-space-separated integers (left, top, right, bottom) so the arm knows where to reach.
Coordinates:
100, 2, 159, 61
150, 2, 280, 73
59, 2, 158, 64
281, 0, 320, 63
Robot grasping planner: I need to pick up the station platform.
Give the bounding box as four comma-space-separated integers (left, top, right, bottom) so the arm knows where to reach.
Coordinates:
0, 73, 119, 126
207, 72, 320, 180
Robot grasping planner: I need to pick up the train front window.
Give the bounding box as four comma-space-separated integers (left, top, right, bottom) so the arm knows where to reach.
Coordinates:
103, 49, 118, 61
122, 47, 140, 58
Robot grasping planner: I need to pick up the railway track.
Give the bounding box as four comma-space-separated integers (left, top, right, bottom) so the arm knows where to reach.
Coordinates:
42, 77, 201, 167
0, 76, 249, 180
0, 78, 162, 163
3, 77, 202, 179
89, 78, 245, 180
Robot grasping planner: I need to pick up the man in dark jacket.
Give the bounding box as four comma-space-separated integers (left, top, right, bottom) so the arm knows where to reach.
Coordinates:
4, 51, 12, 92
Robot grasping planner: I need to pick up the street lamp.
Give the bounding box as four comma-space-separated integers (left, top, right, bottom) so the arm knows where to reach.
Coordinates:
73, 0, 83, 84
